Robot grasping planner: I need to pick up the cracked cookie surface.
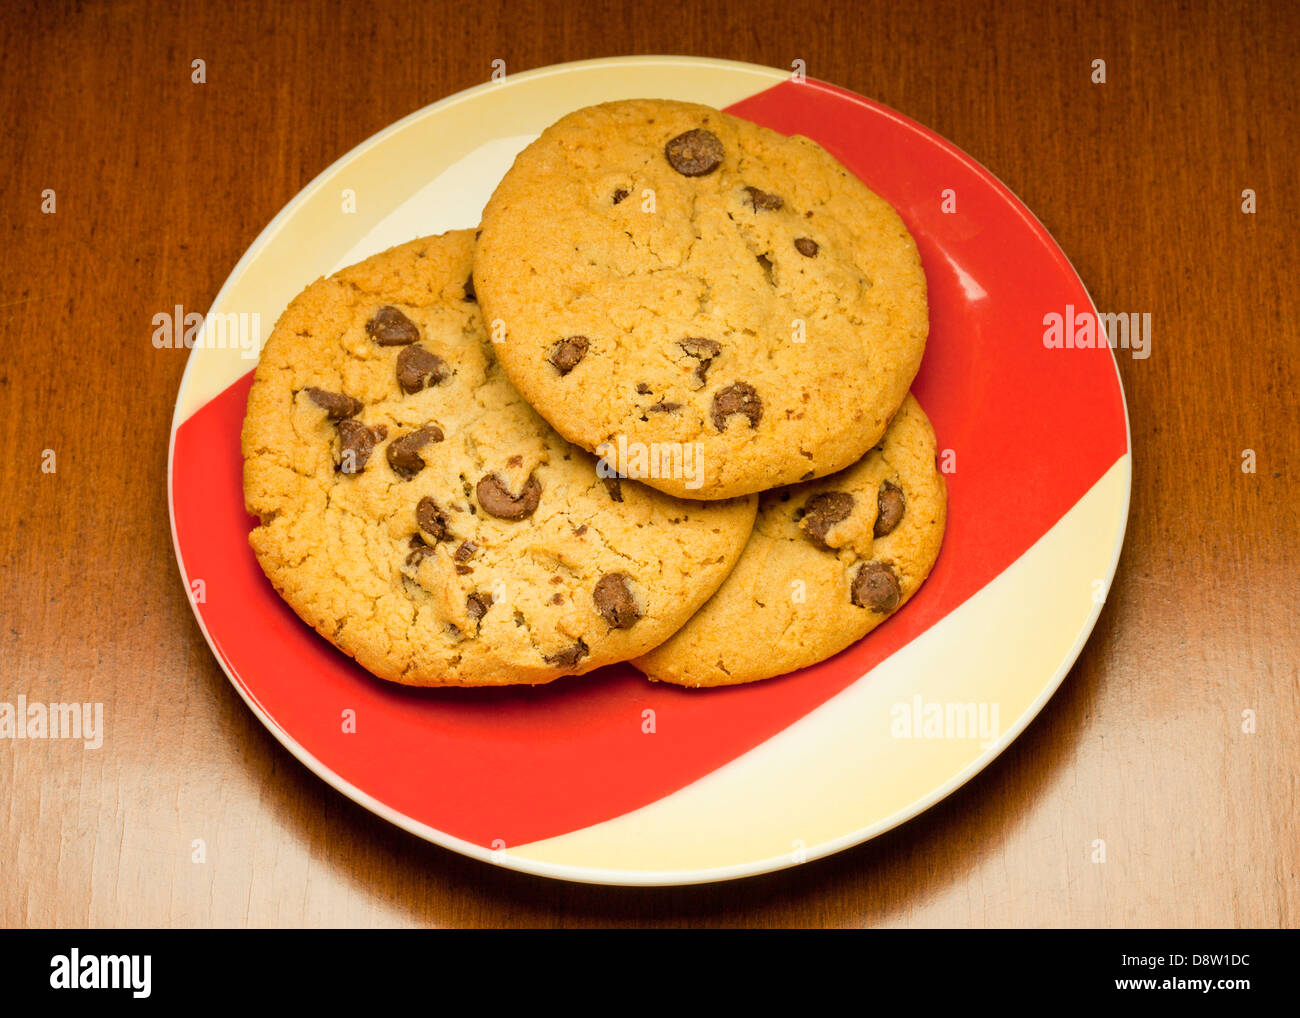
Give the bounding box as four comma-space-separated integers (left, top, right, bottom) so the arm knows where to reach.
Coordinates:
241, 231, 758, 687
474, 98, 929, 500
631, 394, 945, 687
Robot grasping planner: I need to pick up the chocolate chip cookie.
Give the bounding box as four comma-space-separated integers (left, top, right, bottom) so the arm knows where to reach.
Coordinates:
241, 231, 758, 686
631, 394, 945, 686
474, 98, 929, 500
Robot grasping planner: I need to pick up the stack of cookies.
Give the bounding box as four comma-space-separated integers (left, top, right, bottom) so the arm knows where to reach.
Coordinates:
241, 99, 946, 689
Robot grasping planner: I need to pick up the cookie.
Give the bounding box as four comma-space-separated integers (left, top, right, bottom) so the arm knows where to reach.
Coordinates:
474, 98, 928, 500
241, 231, 758, 687
632, 394, 945, 687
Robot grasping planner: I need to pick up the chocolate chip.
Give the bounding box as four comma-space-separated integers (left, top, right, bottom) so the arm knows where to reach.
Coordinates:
549, 336, 589, 375
794, 237, 819, 257
453, 540, 477, 562
679, 336, 721, 360
476, 472, 541, 519
851, 561, 901, 613
743, 186, 784, 211
336, 420, 385, 474
544, 640, 589, 669
612, 188, 629, 204
679, 336, 722, 387
593, 573, 641, 629
602, 476, 623, 503
466, 591, 493, 623
386, 426, 443, 480
550, 593, 564, 605
396, 345, 449, 394
800, 491, 855, 547
462, 274, 476, 302
664, 128, 724, 176
455, 564, 473, 575
405, 533, 435, 566
416, 496, 450, 541
711, 382, 763, 431
647, 401, 681, 413
304, 387, 362, 420
874, 480, 906, 537
365, 305, 420, 346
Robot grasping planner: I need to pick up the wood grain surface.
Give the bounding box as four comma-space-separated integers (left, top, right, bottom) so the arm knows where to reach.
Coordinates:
1, 0, 1296, 928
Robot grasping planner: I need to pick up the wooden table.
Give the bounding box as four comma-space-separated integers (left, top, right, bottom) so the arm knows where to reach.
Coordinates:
2, 0, 1296, 928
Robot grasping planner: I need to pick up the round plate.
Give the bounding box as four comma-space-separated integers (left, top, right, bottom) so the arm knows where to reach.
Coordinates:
168, 56, 1130, 886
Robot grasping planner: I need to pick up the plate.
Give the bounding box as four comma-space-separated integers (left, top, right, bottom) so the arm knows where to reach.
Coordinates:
168, 56, 1130, 886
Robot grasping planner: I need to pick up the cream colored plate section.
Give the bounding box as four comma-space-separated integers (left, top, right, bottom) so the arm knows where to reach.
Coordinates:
506, 457, 1130, 879
172, 56, 786, 423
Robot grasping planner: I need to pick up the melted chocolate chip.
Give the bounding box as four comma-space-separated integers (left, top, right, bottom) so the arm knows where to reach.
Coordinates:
544, 640, 589, 669
416, 496, 450, 541
549, 336, 589, 375
794, 237, 819, 257
851, 561, 901, 613
396, 345, 449, 394
365, 305, 420, 345
466, 591, 493, 623
743, 186, 784, 211
405, 533, 435, 566
874, 480, 906, 537
711, 382, 763, 431
801, 491, 855, 547
679, 336, 722, 387
679, 336, 721, 360
593, 573, 641, 629
386, 426, 444, 480
664, 128, 724, 176
476, 472, 541, 519
612, 188, 629, 205
336, 420, 386, 474
304, 387, 362, 420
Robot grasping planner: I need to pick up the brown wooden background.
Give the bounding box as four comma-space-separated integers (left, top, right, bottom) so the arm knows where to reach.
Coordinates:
1, 0, 1296, 928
